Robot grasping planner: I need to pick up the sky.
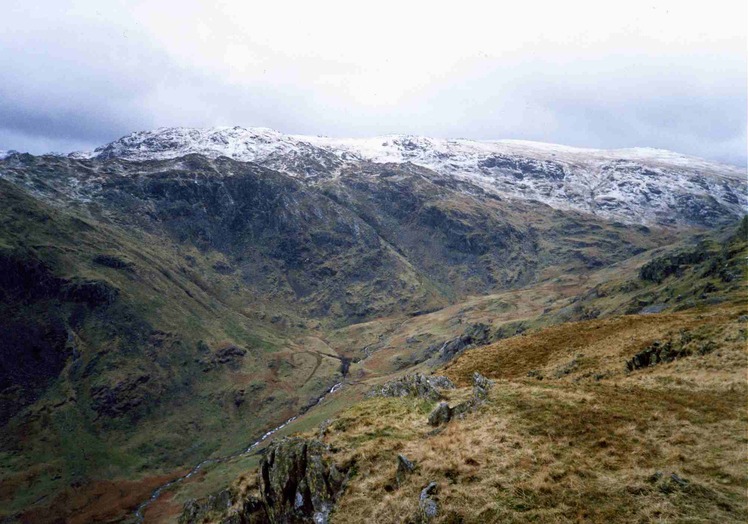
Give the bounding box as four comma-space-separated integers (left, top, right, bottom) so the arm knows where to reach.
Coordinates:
1, 1, 746, 165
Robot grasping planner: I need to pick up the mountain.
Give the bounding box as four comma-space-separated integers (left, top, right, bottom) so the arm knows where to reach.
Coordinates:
74, 126, 746, 227
0, 128, 745, 523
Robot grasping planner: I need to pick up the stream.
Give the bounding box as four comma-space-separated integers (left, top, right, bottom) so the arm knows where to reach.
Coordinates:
133, 382, 344, 522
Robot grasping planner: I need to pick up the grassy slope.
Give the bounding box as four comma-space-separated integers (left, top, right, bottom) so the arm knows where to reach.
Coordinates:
290, 299, 748, 523
0, 180, 346, 522
191, 219, 747, 523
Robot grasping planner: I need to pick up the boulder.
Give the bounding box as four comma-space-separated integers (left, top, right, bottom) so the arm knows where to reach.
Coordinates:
396, 454, 416, 486
418, 482, 439, 522
472, 372, 493, 402
428, 402, 452, 426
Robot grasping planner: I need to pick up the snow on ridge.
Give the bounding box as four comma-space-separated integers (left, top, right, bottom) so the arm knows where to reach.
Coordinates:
63, 126, 746, 227
73, 126, 743, 178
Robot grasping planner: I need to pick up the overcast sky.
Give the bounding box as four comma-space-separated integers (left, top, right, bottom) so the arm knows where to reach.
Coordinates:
1, 1, 746, 165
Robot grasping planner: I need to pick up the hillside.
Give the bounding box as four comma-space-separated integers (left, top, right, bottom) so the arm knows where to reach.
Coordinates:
0, 130, 745, 523
73, 127, 746, 228
174, 219, 748, 523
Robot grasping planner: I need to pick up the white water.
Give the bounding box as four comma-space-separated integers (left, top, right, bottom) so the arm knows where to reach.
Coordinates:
133, 382, 343, 522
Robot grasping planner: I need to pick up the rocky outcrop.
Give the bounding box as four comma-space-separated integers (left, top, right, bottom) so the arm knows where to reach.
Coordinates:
471, 372, 493, 402
368, 373, 454, 401
61, 278, 119, 307
200, 344, 248, 372
626, 331, 715, 371
89, 373, 161, 418
427, 372, 493, 427
258, 438, 348, 523
259, 438, 346, 523
180, 437, 349, 524
92, 253, 134, 270
179, 489, 234, 524
430, 323, 492, 362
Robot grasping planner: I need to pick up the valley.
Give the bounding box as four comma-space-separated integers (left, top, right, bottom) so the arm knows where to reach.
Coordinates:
0, 129, 745, 523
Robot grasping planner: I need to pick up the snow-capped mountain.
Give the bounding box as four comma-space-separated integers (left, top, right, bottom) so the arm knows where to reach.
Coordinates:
63, 126, 748, 227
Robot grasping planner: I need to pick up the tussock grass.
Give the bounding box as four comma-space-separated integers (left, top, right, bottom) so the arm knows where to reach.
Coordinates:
292, 302, 748, 523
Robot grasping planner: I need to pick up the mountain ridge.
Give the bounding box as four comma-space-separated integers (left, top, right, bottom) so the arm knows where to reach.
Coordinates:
60, 126, 746, 228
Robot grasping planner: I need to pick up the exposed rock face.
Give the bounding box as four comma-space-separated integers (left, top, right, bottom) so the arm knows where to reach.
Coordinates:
179, 489, 234, 524
89, 373, 161, 419
368, 373, 454, 401
432, 323, 492, 362
72, 126, 747, 228
181, 438, 348, 524
61, 278, 119, 307
258, 437, 347, 523
200, 344, 248, 372
92, 253, 133, 270
626, 331, 715, 371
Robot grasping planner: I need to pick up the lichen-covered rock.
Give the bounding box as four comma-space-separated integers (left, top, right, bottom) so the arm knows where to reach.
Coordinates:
259, 437, 347, 523
472, 372, 493, 402
418, 482, 439, 522
427, 375, 455, 391
179, 489, 234, 523
183, 437, 349, 524
450, 401, 472, 419
368, 373, 454, 401
428, 402, 452, 426
396, 454, 416, 486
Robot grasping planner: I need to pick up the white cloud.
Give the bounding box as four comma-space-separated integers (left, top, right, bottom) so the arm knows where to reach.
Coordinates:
0, 0, 745, 164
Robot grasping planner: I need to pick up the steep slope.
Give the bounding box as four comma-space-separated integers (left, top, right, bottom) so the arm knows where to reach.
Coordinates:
0, 179, 351, 522
0, 153, 667, 314
74, 126, 746, 227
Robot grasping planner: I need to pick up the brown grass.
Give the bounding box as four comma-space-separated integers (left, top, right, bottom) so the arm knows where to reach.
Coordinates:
302, 301, 748, 523
443, 303, 748, 386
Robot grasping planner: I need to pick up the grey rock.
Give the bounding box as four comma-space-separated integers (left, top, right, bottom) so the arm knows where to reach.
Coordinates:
670, 472, 689, 488
182, 437, 349, 524
318, 418, 332, 439
428, 402, 452, 426
418, 482, 439, 522
368, 373, 454, 401
640, 303, 667, 314
430, 323, 493, 363
179, 489, 234, 523
396, 454, 416, 486
472, 372, 493, 402
450, 401, 472, 419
